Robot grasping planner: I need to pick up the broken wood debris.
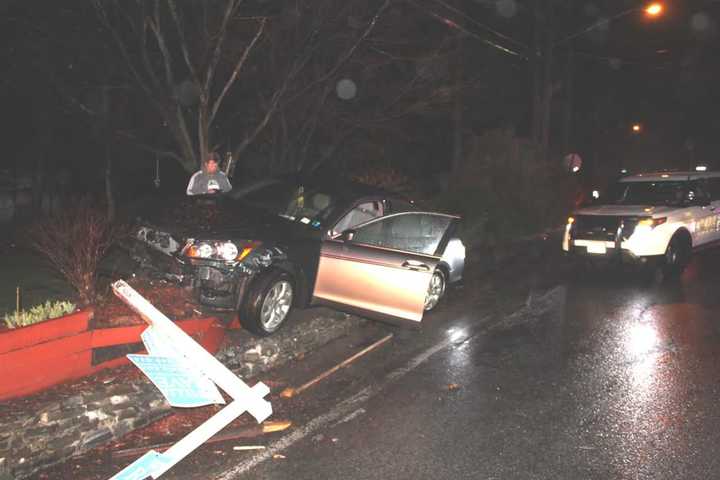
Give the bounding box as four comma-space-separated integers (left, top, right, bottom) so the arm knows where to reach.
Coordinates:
280, 333, 393, 399
111, 421, 292, 459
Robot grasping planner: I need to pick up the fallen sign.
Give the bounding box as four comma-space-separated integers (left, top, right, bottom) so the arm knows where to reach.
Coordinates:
108, 280, 272, 480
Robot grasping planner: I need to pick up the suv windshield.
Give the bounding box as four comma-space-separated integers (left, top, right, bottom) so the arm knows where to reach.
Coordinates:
603, 180, 688, 206
232, 180, 337, 224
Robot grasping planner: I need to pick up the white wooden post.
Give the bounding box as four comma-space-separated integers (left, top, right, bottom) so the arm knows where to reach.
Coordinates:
109, 280, 273, 480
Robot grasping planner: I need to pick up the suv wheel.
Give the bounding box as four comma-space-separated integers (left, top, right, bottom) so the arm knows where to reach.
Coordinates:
241, 271, 294, 336
663, 235, 691, 278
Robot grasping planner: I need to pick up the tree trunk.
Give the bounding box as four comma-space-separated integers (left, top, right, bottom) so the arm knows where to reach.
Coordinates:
105, 141, 115, 222
539, 19, 554, 163
198, 98, 210, 163
32, 155, 45, 215
530, 0, 542, 148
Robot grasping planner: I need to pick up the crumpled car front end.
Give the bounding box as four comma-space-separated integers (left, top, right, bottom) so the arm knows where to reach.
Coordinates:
180, 239, 281, 310
129, 225, 189, 284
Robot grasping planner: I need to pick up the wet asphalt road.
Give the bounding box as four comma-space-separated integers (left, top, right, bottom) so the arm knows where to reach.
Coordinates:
35, 243, 720, 480
203, 248, 720, 480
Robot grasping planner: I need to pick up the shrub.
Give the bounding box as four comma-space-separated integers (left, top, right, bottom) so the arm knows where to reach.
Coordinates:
4, 300, 76, 329
25, 197, 129, 306
430, 129, 579, 250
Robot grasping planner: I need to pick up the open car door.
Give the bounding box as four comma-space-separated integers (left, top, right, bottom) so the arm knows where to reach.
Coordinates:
313, 212, 458, 324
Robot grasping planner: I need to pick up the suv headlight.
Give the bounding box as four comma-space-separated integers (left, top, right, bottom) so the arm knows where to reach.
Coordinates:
183, 240, 260, 262
637, 217, 667, 229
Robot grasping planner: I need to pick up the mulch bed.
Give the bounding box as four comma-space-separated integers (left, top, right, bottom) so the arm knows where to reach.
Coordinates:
91, 277, 206, 329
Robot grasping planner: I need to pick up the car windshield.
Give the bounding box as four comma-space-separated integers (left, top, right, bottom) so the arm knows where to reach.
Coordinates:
231, 180, 337, 224
602, 180, 688, 206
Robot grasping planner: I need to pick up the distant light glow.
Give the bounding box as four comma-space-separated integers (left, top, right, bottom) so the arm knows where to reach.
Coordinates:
632, 124, 642, 133
336, 78, 357, 100
645, 3, 663, 17
620, 168, 628, 174
695, 165, 708, 172
592, 190, 599, 199
691, 13, 711, 32
572, 165, 580, 173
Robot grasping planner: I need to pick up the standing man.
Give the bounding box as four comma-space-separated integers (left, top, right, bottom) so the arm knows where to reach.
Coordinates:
186, 152, 232, 195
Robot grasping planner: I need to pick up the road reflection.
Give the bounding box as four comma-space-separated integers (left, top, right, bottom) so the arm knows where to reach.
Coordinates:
624, 321, 660, 387
562, 251, 720, 478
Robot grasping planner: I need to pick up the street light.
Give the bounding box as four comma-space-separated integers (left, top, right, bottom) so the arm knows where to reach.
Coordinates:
645, 3, 664, 17
632, 123, 642, 133
556, 2, 665, 45
555, 3, 663, 172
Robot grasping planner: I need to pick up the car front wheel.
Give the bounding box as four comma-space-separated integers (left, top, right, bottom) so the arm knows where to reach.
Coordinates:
663, 235, 691, 278
424, 268, 446, 311
241, 271, 294, 336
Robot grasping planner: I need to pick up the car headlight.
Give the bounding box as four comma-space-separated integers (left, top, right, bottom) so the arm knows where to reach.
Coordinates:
183, 240, 260, 262
218, 242, 239, 261
196, 242, 214, 258
636, 217, 667, 229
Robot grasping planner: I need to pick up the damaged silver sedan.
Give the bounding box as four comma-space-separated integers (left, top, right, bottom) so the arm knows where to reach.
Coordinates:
130, 175, 465, 336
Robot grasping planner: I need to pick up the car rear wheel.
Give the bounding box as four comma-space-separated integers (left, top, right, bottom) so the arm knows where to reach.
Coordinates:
424, 268, 446, 311
241, 271, 294, 336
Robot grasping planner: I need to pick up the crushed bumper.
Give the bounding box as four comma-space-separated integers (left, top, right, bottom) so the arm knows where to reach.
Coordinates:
190, 261, 255, 311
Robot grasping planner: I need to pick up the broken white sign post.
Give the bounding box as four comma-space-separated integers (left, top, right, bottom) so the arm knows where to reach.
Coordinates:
109, 280, 272, 480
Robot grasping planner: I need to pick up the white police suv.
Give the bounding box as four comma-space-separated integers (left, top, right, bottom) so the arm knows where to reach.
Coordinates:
563, 171, 720, 276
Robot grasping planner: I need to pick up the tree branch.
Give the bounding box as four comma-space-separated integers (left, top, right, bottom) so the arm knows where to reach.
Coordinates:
148, 0, 175, 89
283, 0, 392, 108
114, 130, 182, 163
203, 0, 240, 94
210, 17, 267, 123
139, 3, 161, 89
167, 0, 201, 86
92, 0, 156, 101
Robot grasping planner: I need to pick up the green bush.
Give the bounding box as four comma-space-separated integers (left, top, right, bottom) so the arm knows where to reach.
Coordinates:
4, 300, 77, 329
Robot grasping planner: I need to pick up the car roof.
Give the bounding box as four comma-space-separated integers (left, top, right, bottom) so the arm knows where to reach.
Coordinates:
619, 171, 720, 182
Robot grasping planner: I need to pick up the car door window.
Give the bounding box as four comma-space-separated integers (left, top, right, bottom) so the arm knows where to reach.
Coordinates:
332, 201, 384, 236
351, 212, 453, 256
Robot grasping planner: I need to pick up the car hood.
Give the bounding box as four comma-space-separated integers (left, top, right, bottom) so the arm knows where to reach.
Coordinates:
134, 194, 318, 243
574, 204, 679, 217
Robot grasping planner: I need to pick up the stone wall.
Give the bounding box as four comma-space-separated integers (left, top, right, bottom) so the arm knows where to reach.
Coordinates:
0, 309, 363, 479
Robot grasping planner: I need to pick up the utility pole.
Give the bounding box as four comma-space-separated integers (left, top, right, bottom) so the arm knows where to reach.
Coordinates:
561, 47, 574, 158
452, 28, 464, 175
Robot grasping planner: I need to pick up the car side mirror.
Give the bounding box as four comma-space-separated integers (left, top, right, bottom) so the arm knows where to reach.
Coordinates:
340, 229, 356, 242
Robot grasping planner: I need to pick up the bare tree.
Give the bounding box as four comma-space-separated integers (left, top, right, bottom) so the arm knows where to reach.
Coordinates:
91, 0, 398, 175
92, 0, 267, 172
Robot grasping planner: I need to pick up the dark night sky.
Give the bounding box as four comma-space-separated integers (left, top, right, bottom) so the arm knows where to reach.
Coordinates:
1, 0, 719, 195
